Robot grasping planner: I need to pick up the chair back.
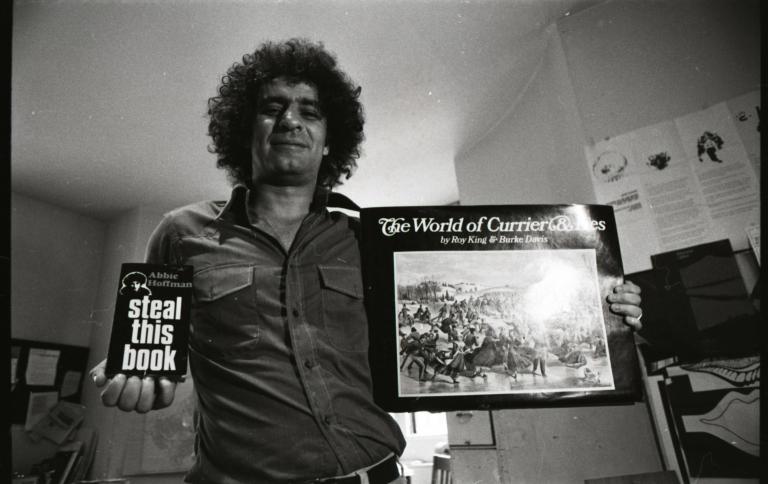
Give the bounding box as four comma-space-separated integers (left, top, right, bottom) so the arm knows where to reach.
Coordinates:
431, 453, 452, 484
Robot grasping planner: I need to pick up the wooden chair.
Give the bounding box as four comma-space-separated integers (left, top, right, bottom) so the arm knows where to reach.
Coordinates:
431, 453, 452, 484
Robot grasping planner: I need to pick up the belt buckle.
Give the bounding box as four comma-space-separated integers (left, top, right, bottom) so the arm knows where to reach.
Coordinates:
310, 474, 361, 484
313, 455, 397, 484
352, 472, 368, 484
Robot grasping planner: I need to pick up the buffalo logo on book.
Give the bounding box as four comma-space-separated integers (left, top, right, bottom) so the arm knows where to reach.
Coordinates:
106, 264, 192, 380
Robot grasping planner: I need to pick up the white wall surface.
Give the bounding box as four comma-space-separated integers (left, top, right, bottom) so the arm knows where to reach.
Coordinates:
456, 24, 594, 206
11, 192, 105, 347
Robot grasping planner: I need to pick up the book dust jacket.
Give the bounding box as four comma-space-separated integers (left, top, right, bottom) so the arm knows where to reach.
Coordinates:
105, 263, 192, 380
360, 204, 642, 411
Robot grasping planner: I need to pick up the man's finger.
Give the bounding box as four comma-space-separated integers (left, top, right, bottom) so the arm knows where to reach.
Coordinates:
101, 373, 127, 407
90, 359, 108, 387
118, 376, 143, 411
136, 377, 157, 413
614, 281, 641, 294
624, 315, 643, 331
154, 377, 177, 409
608, 291, 642, 306
610, 302, 642, 318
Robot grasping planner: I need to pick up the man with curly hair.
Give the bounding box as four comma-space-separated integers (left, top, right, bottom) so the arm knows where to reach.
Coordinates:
91, 38, 644, 483
92, 38, 407, 484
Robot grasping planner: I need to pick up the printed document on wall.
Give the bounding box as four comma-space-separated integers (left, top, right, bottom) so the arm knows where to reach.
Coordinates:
585, 91, 760, 274
726, 90, 761, 176
585, 132, 660, 274
675, 102, 760, 250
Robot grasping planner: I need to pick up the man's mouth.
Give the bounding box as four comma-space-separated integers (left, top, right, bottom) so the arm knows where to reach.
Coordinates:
271, 139, 307, 148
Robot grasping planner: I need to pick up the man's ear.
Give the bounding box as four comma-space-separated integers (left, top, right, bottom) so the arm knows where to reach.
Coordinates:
322, 134, 331, 156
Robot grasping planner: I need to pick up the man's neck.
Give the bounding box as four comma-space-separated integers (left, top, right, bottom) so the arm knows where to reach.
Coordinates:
246, 183, 318, 251
248, 183, 316, 221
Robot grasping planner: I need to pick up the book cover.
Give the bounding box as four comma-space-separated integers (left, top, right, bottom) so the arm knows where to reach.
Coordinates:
638, 240, 760, 360
360, 204, 642, 411
650, 239, 757, 333
105, 263, 192, 380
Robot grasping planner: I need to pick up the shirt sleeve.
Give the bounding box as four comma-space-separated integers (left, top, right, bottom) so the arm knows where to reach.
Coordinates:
144, 214, 179, 265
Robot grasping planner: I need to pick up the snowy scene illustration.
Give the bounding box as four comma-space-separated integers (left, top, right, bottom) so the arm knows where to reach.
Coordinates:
394, 249, 614, 397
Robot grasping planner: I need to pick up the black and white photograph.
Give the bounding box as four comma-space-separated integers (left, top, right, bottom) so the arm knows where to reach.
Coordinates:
9, 0, 759, 483
394, 249, 614, 397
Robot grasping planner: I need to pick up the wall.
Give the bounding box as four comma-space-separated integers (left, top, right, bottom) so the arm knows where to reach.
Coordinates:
450, 0, 759, 482
456, 24, 593, 206
11, 192, 105, 347
10, 192, 106, 474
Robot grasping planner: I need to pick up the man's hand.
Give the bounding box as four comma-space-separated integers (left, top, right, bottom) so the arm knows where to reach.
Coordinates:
90, 359, 177, 413
607, 281, 643, 331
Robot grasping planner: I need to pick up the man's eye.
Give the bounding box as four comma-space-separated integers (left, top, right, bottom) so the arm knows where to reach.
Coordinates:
261, 105, 283, 116
302, 109, 322, 119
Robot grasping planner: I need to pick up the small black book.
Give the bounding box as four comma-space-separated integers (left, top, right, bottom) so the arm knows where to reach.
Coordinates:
105, 263, 192, 380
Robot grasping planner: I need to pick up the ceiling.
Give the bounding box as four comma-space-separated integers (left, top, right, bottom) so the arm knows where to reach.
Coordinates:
12, 0, 601, 221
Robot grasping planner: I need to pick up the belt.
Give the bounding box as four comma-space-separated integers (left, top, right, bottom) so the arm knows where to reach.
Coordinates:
311, 454, 401, 484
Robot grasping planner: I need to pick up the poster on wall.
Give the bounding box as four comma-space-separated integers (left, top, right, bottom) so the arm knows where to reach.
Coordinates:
585, 90, 761, 274
360, 204, 642, 412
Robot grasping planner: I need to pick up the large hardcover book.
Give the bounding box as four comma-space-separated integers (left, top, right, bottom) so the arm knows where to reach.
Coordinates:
105, 263, 192, 380
360, 204, 642, 411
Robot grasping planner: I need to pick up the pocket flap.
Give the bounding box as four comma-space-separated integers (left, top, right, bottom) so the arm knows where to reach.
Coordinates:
318, 265, 362, 299
194, 264, 253, 302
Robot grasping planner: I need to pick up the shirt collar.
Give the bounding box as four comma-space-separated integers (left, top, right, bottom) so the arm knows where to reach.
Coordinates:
215, 184, 334, 227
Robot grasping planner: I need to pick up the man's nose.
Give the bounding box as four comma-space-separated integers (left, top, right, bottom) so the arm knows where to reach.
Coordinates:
278, 106, 302, 131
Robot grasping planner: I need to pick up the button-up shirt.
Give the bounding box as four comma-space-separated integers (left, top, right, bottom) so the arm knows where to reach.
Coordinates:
145, 185, 405, 483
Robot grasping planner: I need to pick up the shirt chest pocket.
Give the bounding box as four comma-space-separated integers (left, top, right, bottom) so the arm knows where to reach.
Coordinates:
318, 265, 368, 353
191, 264, 262, 359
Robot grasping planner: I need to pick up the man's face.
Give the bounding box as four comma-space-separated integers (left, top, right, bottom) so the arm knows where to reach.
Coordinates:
249, 77, 328, 186
130, 281, 141, 291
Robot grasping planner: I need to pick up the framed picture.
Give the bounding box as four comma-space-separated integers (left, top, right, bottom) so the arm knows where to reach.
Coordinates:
360, 204, 642, 411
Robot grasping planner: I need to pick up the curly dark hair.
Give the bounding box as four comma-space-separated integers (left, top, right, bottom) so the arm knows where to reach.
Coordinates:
122, 271, 148, 285
207, 38, 365, 188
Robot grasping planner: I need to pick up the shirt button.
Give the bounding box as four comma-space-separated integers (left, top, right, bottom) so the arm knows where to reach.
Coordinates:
324, 415, 333, 425
292, 308, 300, 317
304, 360, 316, 369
